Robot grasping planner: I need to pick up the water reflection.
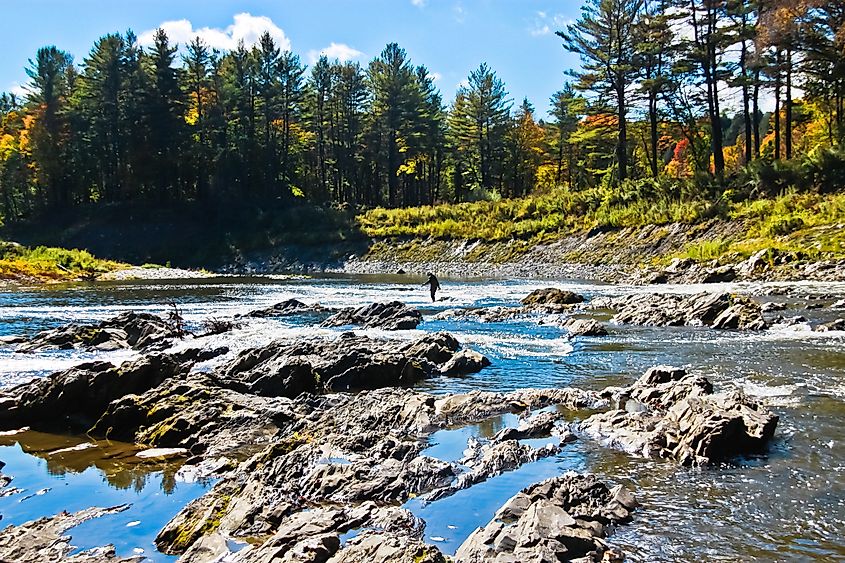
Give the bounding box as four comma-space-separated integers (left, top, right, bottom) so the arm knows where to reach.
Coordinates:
0, 431, 185, 494
0, 431, 211, 562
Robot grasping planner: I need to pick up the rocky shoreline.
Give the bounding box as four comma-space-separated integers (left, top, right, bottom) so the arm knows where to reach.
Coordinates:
0, 287, 793, 562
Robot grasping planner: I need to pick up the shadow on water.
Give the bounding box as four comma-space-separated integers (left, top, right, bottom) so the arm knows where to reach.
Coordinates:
0, 431, 212, 562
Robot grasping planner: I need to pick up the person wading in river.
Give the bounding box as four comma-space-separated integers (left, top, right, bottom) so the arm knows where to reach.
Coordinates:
422, 272, 440, 302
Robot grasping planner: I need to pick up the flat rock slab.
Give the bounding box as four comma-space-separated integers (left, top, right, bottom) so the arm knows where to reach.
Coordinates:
321, 301, 422, 330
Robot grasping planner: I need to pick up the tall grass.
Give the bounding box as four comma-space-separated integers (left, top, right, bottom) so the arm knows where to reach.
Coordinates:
359, 189, 845, 262
0, 243, 125, 281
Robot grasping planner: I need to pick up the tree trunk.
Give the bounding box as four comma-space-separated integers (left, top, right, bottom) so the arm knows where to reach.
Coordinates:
785, 48, 793, 160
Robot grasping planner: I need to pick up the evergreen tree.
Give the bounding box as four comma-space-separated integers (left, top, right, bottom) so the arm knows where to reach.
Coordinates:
559, 0, 643, 183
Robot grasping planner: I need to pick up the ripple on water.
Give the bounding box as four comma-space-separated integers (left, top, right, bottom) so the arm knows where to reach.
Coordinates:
1, 275, 845, 560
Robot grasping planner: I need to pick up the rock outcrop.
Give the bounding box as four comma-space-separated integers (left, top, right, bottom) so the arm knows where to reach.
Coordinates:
0, 506, 139, 563
321, 301, 422, 330
454, 474, 634, 563
240, 298, 331, 319
0, 351, 214, 432
218, 331, 488, 394
522, 289, 585, 307
151, 386, 604, 559
16, 312, 177, 352
592, 292, 768, 330
579, 366, 779, 465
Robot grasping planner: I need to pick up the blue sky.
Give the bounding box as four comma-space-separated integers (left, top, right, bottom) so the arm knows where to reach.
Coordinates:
1, 0, 583, 119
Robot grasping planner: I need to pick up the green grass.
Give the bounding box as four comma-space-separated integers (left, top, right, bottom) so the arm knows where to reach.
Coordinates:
358, 190, 845, 264
0, 242, 127, 282
357, 189, 718, 242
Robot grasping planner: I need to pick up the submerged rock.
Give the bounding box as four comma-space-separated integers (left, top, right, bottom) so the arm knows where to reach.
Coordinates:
321, 301, 422, 330
522, 288, 585, 307
17, 311, 178, 353
592, 292, 768, 331
580, 367, 778, 465
454, 474, 634, 563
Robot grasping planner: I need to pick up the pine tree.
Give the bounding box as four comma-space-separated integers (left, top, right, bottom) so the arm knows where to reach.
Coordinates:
559, 0, 643, 184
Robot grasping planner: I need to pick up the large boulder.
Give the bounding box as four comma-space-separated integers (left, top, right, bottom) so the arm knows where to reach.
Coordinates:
454, 474, 633, 563
0, 352, 205, 432
16, 311, 178, 352
522, 288, 585, 307
321, 301, 422, 330
218, 332, 487, 394
580, 367, 778, 465
593, 292, 768, 331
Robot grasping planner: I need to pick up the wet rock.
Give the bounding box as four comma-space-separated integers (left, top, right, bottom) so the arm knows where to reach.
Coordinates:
492, 411, 563, 443
816, 318, 845, 332
434, 388, 604, 424
439, 349, 491, 376
593, 292, 767, 331
0, 334, 27, 346
581, 367, 778, 465
700, 265, 737, 284
0, 353, 191, 432
428, 439, 561, 501
326, 533, 446, 563
17, 311, 177, 353
0, 505, 138, 562
432, 306, 524, 323
241, 298, 330, 319
563, 318, 609, 337
90, 372, 295, 458
761, 301, 787, 313
831, 299, 845, 310
321, 301, 422, 330
522, 288, 585, 307
454, 474, 634, 563
218, 332, 482, 394
154, 386, 602, 558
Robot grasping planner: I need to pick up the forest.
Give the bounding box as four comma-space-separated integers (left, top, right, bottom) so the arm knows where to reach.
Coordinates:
0, 0, 843, 227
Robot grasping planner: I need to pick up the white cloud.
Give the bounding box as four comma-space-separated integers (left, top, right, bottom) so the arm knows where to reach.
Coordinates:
306, 42, 365, 64
430, 72, 442, 82
7, 82, 28, 99
453, 3, 466, 24
138, 13, 291, 52
531, 12, 572, 37
411, 0, 426, 7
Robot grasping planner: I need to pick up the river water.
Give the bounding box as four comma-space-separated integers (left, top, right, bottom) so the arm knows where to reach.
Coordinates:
1, 274, 844, 562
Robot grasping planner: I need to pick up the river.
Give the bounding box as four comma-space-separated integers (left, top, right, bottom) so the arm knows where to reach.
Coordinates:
1, 274, 844, 561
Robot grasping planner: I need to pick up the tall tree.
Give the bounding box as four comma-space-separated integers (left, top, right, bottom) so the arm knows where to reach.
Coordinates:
559, 0, 643, 183
449, 63, 511, 194
25, 46, 74, 207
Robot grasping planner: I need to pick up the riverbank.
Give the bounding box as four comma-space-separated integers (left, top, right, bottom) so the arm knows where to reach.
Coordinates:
2, 192, 843, 285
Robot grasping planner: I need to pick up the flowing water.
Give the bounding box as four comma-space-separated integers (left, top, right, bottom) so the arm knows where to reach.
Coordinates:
1, 274, 844, 561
